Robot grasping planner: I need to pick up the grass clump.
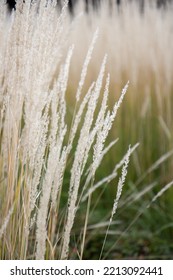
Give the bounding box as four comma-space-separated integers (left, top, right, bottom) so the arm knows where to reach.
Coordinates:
0, 0, 137, 260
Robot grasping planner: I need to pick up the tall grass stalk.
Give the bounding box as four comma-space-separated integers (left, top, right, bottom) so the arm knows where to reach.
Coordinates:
99, 145, 135, 259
